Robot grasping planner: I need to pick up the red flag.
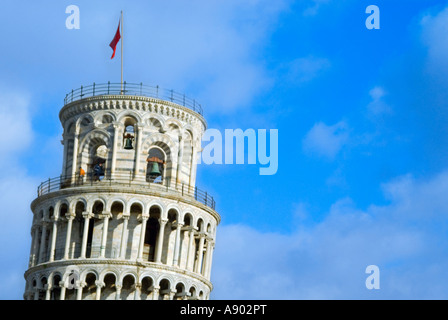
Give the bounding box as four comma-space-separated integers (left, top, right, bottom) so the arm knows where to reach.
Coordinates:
109, 21, 121, 59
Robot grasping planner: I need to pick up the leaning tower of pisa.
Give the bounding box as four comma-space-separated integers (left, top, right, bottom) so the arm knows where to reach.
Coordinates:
23, 82, 220, 300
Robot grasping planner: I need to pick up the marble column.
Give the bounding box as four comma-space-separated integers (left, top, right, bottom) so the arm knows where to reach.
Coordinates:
63, 212, 75, 260
80, 212, 92, 259
48, 217, 58, 262
155, 219, 167, 263
172, 222, 184, 267
119, 215, 129, 259
137, 216, 148, 260
100, 212, 112, 258
38, 220, 48, 264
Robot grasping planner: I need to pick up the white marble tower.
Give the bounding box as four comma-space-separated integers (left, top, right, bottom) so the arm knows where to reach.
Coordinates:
23, 82, 220, 300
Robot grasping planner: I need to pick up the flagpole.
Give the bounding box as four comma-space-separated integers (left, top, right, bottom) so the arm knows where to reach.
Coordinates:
121, 10, 123, 94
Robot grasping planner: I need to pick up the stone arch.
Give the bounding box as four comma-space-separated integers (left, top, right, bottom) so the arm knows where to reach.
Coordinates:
48, 271, 63, 300
95, 111, 116, 126
120, 273, 137, 300
165, 204, 181, 221
71, 197, 87, 214
197, 218, 205, 233
89, 198, 106, 214
56, 200, 70, 219
174, 281, 187, 300
106, 198, 125, 213
128, 200, 145, 216
100, 270, 119, 300
142, 134, 178, 186
144, 114, 165, 132
81, 271, 98, 300
189, 285, 198, 300
158, 278, 172, 300
76, 114, 94, 134
78, 129, 111, 177
140, 275, 155, 300
147, 201, 165, 217
116, 111, 142, 124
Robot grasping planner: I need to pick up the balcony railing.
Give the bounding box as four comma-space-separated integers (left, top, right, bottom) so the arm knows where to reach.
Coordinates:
63, 82, 203, 116
37, 173, 216, 210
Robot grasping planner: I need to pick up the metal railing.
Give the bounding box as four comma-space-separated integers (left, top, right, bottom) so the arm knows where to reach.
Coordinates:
63, 82, 203, 115
37, 173, 216, 210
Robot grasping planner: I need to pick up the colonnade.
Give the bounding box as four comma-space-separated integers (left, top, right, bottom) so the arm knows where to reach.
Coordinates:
29, 201, 216, 280
24, 269, 208, 300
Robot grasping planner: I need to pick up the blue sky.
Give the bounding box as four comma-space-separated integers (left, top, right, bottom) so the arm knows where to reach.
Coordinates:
1, 0, 448, 299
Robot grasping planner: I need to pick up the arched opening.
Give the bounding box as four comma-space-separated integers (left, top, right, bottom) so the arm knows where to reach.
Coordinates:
86, 201, 103, 258
38, 277, 47, 300
174, 283, 186, 300
54, 203, 68, 261
123, 117, 137, 150
189, 286, 197, 300
144, 206, 161, 262
102, 273, 117, 300
162, 209, 178, 264
74, 201, 86, 259
121, 274, 135, 300
140, 276, 154, 300
146, 147, 166, 183
147, 117, 163, 132
108, 201, 124, 258
92, 145, 107, 181
50, 274, 62, 300
81, 273, 97, 300
49, 207, 54, 220
64, 269, 78, 300
158, 279, 171, 300
101, 113, 114, 125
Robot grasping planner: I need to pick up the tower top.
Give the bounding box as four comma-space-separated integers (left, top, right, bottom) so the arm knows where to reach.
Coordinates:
62, 82, 203, 115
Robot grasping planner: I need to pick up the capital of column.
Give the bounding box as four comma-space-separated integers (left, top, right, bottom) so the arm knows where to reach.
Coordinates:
133, 283, 142, 290
99, 211, 112, 219
40, 218, 50, 227
82, 211, 93, 219
95, 280, 105, 288
138, 215, 149, 223
65, 211, 76, 220
112, 121, 122, 129
31, 224, 40, 233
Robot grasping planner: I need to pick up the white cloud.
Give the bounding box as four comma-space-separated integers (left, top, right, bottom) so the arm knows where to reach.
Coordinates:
302, 121, 349, 160
0, 91, 32, 162
367, 86, 392, 117
421, 6, 448, 75
283, 56, 331, 84
0, 89, 37, 299
303, 0, 331, 16
211, 170, 448, 299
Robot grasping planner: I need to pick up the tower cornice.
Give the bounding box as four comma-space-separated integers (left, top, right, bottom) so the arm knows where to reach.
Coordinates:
59, 95, 207, 131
